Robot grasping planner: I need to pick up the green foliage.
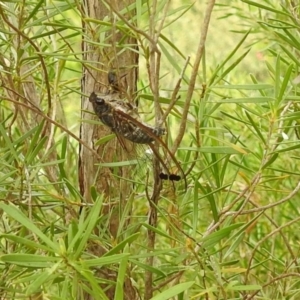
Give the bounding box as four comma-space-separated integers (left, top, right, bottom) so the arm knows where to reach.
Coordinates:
1, 0, 300, 299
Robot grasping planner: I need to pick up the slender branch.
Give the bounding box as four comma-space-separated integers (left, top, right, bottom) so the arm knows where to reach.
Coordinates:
102, 0, 158, 51
171, 0, 216, 153
152, 271, 185, 291
4, 95, 102, 161
154, 0, 171, 43
161, 56, 190, 124
0, 6, 52, 114
244, 216, 300, 284
224, 181, 300, 216
246, 273, 300, 300
144, 1, 170, 297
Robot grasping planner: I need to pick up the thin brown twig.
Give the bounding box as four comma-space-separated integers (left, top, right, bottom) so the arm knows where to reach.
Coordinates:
183, 82, 204, 178
44, 9, 100, 92
154, 0, 171, 43
171, 0, 216, 154
218, 95, 288, 225
151, 0, 170, 110
224, 181, 300, 216
152, 271, 185, 291
245, 273, 300, 300
0, 6, 52, 114
223, 182, 300, 272
244, 216, 300, 284
145, 2, 166, 298
203, 179, 254, 237
102, 0, 158, 51
161, 56, 190, 124
220, 185, 300, 273
4, 95, 103, 162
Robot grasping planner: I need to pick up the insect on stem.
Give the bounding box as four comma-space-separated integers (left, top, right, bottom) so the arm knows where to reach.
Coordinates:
89, 91, 187, 191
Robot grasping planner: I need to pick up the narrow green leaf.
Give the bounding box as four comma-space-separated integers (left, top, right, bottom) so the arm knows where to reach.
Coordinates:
278, 63, 293, 103
197, 184, 233, 203
223, 213, 264, 258
26, 262, 61, 296
129, 259, 166, 276
180, 146, 246, 154
282, 111, 300, 121
164, 4, 194, 28
94, 134, 115, 145
142, 223, 178, 241
262, 153, 279, 169
25, 120, 45, 160
245, 111, 266, 145
241, 0, 289, 16
71, 262, 109, 300
139, 93, 185, 106
114, 256, 128, 300
275, 54, 281, 103
276, 30, 300, 50
32, 28, 69, 40
257, 21, 294, 29
62, 177, 82, 200
150, 282, 194, 300
24, 0, 45, 25
1, 254, 59, 268
58, 155, 67, 180
97, 160, 139, 167
229, 284, 262, 291
104, 233, 140, 257
0, 170, 17, 182
217, 49, 251, 84
73, 196, 103, 258
24, 4, 77, 28
90, 186, 98, 202
25, 136, 47, 164
159, 41, 181, 74
274, 143, 300, 153
202, 223, 244, 249
203, 184, 219, 223
0, 123, 19, 160
30, 159, 66, 168
284, 96, 300, 101
250, 74, 267, 97
284, 27, 300, 46
209, 97, 275, 103
266, 167, 300, 175
212, 84, 273, 90
223, 232, 245, 259
1, 234, 50, 251
84, 254, 130, 268
280, 45, 300, 67
0, 204, 59, 252
159, 33, 185, 59
210, 30, 250, 85
193, 181, 199, 236
221, 111, 250, 125
136, 0, 142, 23
42, 22, 82, 30
61, 136, 67, 160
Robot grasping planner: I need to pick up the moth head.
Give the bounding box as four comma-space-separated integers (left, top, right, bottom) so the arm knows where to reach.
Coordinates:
89, 92, 105, 105
156, 127, 166, 137
95, 97, 105, 105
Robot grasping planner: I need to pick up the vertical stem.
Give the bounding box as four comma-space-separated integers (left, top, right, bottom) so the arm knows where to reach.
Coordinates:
80, 0, 138, 298
171, 0, 216, 153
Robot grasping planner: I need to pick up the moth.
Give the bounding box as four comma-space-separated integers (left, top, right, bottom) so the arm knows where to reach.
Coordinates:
89, 92, 165, 144
89, 88, 186, 188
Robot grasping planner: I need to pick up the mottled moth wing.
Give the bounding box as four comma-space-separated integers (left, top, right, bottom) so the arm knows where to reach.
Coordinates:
89, 92, 186, 189
90, 92, 166, 143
